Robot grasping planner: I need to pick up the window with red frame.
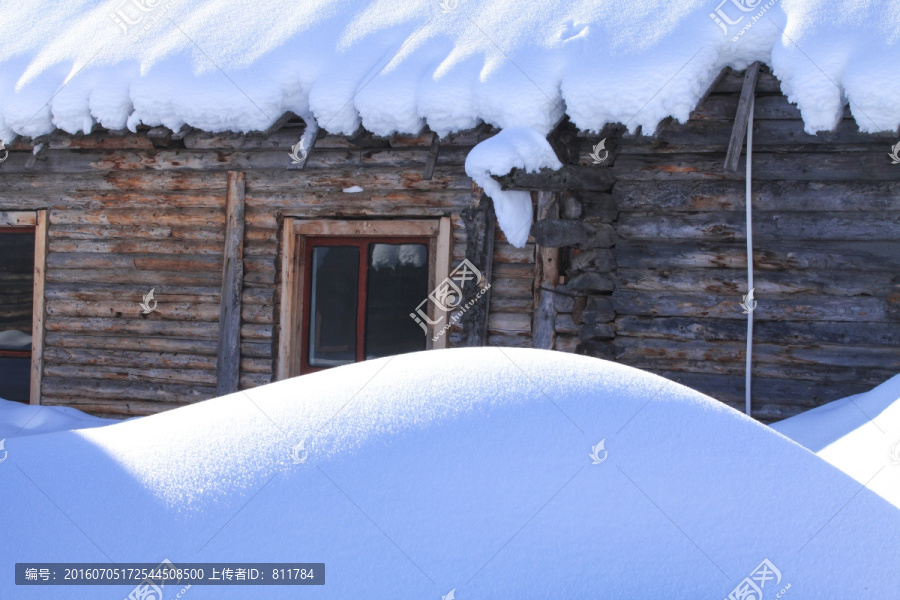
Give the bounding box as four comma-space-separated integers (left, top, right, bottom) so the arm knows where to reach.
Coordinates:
301, 237, 431, 374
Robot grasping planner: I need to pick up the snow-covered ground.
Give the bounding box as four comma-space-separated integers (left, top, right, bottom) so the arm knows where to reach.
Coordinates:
0, 398, 115, 439
772, 374, 900, 510
1, 348, 898, 599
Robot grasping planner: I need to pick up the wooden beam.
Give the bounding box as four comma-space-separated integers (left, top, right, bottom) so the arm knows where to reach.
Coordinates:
276, 217, 297, 381
423, 132, 441, 180
478, 201, 496, 346
496, 166, 615, 192
147, 127, 173, 148
216, 172, 246, 395
533, 191, 559, 350
30, 210, 48, 405
347, 125, 391, 148
0, 211, 37, 226
432, 217, 452, 350
725, 61, 761, 172
264, 111, 297, 138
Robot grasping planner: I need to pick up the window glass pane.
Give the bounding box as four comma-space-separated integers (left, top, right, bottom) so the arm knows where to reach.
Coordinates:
0, 230, 34, 403
308, 245, 359, 368
365, 243, 428, 359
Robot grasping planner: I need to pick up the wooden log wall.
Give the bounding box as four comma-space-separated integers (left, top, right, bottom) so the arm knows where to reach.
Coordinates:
565, 66, 900, 421
0, 124, 503, 417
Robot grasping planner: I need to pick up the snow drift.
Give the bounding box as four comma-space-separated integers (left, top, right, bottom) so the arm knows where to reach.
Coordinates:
1, 348, 899, 598
0, 398, 115, 439
772, 374, 900, 509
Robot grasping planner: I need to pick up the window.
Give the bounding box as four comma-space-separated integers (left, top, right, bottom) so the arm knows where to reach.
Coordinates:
278, 219, 451, 379
0, 211, 47, 405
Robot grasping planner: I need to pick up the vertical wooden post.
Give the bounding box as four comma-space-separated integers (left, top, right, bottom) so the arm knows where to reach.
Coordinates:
432, 217, 452, 350
276, 218, 297, 381
217, 172, 246, 395
29, 210, 48, 405
724, 62, 761, 172
533, 191, 559, 350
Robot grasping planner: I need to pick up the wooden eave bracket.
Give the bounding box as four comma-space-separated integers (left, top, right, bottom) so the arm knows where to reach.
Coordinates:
423, 132, 441, 180
724, 61, 761, 172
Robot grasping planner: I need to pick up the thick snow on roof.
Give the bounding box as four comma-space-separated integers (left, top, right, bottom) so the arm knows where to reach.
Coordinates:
1, 0, 899, 142
1, 348, 899, 598
772, 374, 900, 509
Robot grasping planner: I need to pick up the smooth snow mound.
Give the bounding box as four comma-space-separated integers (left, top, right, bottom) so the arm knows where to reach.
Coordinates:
1, 348, 899, 599
772, 374, 900, 509
1, 1, 899, 142
0, 398, 116, 438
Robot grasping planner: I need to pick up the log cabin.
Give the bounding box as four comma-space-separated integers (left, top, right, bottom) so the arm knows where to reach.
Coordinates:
0, 4, 898, 423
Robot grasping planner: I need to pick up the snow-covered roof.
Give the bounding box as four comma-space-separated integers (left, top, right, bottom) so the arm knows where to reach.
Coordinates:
1, 0, 899, 143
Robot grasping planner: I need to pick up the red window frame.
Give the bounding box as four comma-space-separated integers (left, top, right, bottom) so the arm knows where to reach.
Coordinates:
0, 226, 36, 359
300, 236, 430, 374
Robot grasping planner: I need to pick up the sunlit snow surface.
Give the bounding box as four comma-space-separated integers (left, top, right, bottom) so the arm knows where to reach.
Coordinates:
1, 0, 899, 142
773, 374, 900, 509
1, 348, 899, 598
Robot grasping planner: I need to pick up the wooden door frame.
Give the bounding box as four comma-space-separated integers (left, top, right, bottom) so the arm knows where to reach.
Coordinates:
0, 210, 48, 405
277, 218, 451, 380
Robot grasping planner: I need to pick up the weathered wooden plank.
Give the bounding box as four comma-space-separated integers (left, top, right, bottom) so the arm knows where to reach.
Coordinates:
182, 127, 494, 150
44, 364, 217, 386
41, 396, 187, 417
457, 195, 496, 347
50, 224, 223, 241
0, 211, 37, 226
616, 337, 900, 369
614, 180, 900, 212
0, 145, 475, 173
713, 69, 782, 94
244, 166, 473, 192
690, 94, 833, 121
41, 377, 216, 403
0, 172, 225, 194
48, 239, 224, 255
724, 61, 759, 172
44, 333, 219, 354
616, 240, 900, 271
497, 166, 615, 192
244, 190, 475, 217
47, 269, 223, 286
45, 317, 219, 338
613, 118, 896, 155
654, 371, 873, 421
31, 210, 48, 405
533, 192, 559, 350
613, 152, 898, 181
612, 290, 891, 321
616, 316, 900, 346
45, 282, 221, 301
217, 171, 245, 396
615, 268, 899, 297
486, 332, 533, 348
45, 299, 221, 321
488, 312, 533, 333
43, 346, 216, 369
617, 211, 900, 241
422, 132, 441, 180
532, 220, 617, 248
50, 208, 225, 227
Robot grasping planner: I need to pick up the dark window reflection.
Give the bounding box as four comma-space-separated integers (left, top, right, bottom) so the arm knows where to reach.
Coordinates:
308, 246, 359, 368
365, 243, 428, 359
0, 230, 35, 403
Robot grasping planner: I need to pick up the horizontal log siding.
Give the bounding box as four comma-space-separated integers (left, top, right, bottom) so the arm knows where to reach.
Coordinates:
567, 67, 900, 421
0, 127, 505, 417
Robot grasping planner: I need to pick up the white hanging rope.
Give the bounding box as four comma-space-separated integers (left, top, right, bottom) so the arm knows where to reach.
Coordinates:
744, 94, 755, 417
